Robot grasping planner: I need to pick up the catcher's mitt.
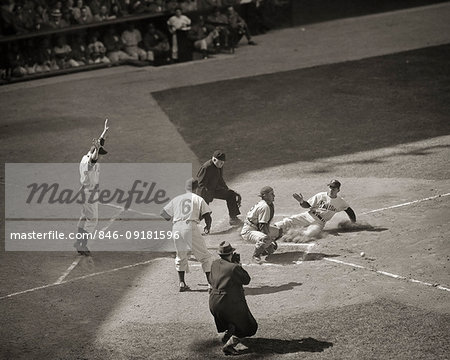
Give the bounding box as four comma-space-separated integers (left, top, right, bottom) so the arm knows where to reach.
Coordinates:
268, 225, 282, 241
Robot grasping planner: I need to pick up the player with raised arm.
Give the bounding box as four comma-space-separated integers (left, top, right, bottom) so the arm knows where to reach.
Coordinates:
75, 119, 109, 255
275, 179, 356, 239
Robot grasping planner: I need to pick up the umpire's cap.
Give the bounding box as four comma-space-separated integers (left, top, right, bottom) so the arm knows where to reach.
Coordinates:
213, 150, 226, 161
327, 179, 341, 189
218, 241, 235, 255
258, 186, 274, 197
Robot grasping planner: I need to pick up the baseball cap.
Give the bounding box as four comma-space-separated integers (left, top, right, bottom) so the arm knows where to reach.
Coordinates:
218, 241, 235, 255
213, 150, 226, 161
327, 179, 341, 189
258, 186, 274, 197
51, 9, 62, 17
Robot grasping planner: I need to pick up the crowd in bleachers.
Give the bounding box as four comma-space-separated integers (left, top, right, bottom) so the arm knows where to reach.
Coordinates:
1, 0, 289, 82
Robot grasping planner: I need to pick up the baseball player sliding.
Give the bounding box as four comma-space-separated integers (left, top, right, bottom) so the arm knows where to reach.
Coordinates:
74, 119, 109, 256
241, 186, 282, 264
274, 179, 356, 238
160, 178, 214, 292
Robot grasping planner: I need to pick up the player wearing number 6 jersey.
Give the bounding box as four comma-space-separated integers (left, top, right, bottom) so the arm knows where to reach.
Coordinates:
161, 178, 214, 292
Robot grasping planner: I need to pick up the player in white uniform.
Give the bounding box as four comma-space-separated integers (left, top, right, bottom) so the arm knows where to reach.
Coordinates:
161, 178, 214, 292
75, 119, 109, 255
275, 179, 356, 238
240, 186, 282, 264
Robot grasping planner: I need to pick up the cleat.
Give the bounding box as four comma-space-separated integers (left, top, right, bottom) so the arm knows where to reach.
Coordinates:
179, 283, 191, 292
222, 345, 239, 356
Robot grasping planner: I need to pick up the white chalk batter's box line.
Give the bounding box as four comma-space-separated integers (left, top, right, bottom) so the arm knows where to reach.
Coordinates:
2, 193, 449, 300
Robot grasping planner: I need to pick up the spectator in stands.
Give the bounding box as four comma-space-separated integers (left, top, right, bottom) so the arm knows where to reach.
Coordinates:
54, 1, 64, 12
71, 33, 88, 66
8, 42, 27, 77
206, 6, 231, 50
142, 22, 170, 64
1, 0, 27, 35
188, 15, 219, 59
20, 1, 37, 32
76, 5, 94, 24
35, 36, 59, 72
23, 38, 40, 74
48, 8, 69, 28
165, 0, 178, 14
1, 43, 12, 80
226, 5, 256, 47
13, 4, 30, 33
62, 0, 76, 24
241, 0, 270, 35
103, 26, 131, 63
94, 5, 116, 21
89, 0, 101, 16
109, 1, 125, 17
167, 7, 191, 62
131, 0, 154, 13
197, 0, 220, 11
87, 32, 111, 64
34, 3, 50, 30
72, 0, 93, 22
53, 34, 82, 68
103, 0, 126, 15
179, 0, 197, 12
118, 0, 133, 14
121, 22, 148, 60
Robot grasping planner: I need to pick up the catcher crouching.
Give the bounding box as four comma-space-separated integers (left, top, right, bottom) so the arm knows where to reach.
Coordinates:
240, 186, 282, 264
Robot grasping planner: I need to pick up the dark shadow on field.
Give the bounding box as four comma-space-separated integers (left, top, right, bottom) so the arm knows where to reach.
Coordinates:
245, 281, 302, 295
152, 45, 450, 179
325, 223, 388, 236
263, 251, 339, 264
240, 337, 333, 355
308, 144, 450, 174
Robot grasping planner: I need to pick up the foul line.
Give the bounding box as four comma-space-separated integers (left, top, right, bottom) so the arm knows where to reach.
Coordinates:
0, 258, 163, 300
276, 192, 450, 218
54, 258, 81, 284
360, 193, 450, 215
324, 258, 450, 292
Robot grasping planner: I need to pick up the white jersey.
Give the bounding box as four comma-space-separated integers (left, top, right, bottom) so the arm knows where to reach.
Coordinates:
307, 192, 349, 223
246, 200, 274, 225
167, 15, 191, 31
163, 192, 211, 223
79, 154, 99, 189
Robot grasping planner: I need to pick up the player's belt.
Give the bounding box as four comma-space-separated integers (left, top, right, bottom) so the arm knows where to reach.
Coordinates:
174, 219, 199, 224
244, 219, 257, 228
309, 211, 325, 223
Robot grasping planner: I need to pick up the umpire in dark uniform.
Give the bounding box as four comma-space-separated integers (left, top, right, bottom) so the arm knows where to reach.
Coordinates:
209, 241, 258, 355
196, 150, 241, 227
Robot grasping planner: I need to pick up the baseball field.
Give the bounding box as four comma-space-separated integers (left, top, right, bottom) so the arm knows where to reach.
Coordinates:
1, 3, 450, 359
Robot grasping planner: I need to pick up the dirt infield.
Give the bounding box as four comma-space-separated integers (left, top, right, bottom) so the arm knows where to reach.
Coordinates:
1, 4, 450, 360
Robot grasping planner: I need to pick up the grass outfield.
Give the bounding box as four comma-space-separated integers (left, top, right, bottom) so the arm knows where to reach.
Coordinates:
152, 44, 450, 179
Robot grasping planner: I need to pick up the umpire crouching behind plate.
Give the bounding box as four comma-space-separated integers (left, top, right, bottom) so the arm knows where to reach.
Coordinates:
209, 241, 258, 355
